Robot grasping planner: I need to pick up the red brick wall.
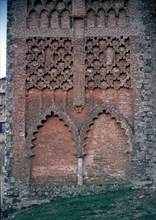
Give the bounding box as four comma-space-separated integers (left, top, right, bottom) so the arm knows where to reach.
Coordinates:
91, 88, 133, 123
84, 113, 130, 182
26, 87, 132, 184
31, 116, 77, 184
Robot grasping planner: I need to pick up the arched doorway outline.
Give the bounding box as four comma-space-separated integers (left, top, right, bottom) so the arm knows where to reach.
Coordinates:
25, 104, 79, 158
80, 102, 134, 153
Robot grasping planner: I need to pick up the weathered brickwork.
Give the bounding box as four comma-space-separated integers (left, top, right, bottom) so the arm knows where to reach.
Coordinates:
32, 116, 77, 184
84, 113, 130, 182
151, 0, 156, 186
0, 78, 6, 169
2, 0, 156, 218
26, 37, 73, 90
27, 0, 72, 29
0, 78, 6, 210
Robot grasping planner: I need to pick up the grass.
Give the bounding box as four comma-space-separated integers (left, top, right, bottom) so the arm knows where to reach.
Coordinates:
13, 188, 156, 220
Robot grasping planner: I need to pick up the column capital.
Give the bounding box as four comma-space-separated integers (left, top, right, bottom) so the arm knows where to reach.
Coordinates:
74, 152, 86, 158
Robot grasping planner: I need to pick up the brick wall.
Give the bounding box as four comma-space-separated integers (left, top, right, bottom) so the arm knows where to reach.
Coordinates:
0, 78, 6, 168
2, 0, 156, 217
84, 113, 130, 182
32, 116, 77, 184
0, 78, 6, 211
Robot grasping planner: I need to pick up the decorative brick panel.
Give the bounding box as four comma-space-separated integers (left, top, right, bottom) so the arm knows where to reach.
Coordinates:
27, 0, 72, 29
26, 37, 73, 91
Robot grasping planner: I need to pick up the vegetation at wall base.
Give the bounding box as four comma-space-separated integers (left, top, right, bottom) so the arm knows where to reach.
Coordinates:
12, 188, 156, 220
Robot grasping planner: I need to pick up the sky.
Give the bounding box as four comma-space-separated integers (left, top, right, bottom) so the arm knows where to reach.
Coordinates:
0, 0, 7, 78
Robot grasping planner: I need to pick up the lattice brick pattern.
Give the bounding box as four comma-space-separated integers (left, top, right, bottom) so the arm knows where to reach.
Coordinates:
85, 36, 131, 90
26, 37, 73, 90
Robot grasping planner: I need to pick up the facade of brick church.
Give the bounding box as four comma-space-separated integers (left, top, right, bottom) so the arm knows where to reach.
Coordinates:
2, 0, 156, 214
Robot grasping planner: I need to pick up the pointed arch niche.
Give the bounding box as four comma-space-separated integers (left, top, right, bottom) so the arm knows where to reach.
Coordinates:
40, 10, 49, 28
84, 112, 131, 183
27, 10, 39, 28
31, 115, 77, 185
87, 9, 96, 27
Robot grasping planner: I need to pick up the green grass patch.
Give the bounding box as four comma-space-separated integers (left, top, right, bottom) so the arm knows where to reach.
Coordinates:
13, 188, 156, 220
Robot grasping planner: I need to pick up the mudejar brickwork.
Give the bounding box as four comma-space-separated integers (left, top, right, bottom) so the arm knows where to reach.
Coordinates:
2, 0, 156, 216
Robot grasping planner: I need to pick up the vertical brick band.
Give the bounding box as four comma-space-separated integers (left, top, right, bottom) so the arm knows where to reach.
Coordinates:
72, 0, 86, 112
